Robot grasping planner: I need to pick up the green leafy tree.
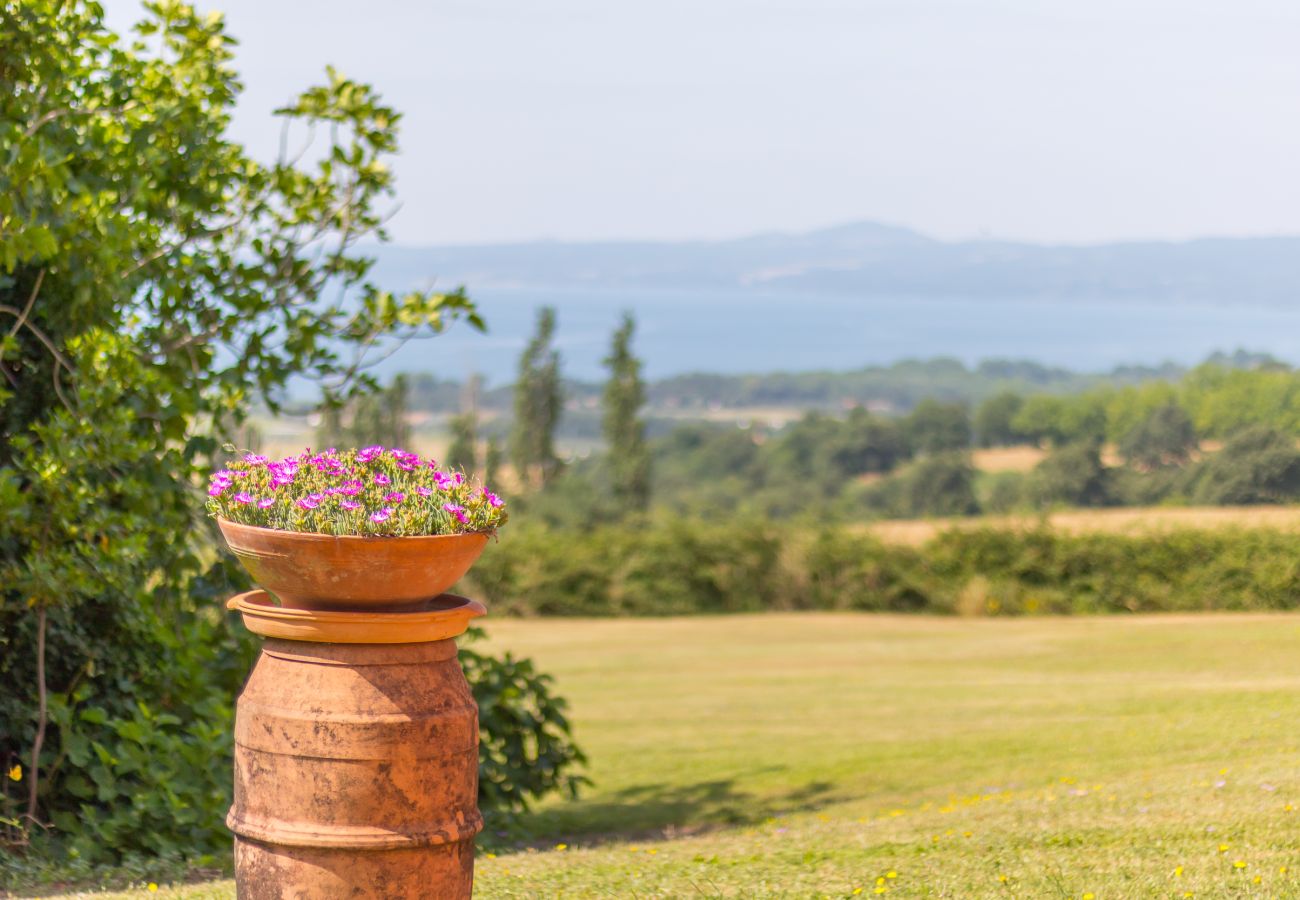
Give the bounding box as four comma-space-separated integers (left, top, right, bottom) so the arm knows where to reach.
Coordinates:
1118, 403, 1198, 470
1013, 393, 1109, 446
601, 312, 650, 512
904, 399, 971, 454
878, 452, 979, 517
1029, 442, 1111, 508
973, 391, 1029, 447
510, 307, 563, 488
827, 408, 911, 476
1180, 364, 1300, 439
0, 1, 577, 862
1102, 381, 1180, 443
1190, 427, 1300, 505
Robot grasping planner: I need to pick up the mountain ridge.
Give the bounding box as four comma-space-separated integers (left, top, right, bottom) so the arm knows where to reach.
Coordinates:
370, 222, 1300, 306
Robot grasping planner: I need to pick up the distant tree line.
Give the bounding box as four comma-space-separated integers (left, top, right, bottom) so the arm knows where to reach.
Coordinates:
320, 332, 1300, 524
396, 349, 1277, 420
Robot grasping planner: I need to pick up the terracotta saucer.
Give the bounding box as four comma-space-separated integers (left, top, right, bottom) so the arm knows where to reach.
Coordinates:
226, 589, 486, 644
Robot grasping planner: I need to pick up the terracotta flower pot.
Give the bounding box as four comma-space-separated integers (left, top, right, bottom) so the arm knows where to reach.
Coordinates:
217, 518, 489, 612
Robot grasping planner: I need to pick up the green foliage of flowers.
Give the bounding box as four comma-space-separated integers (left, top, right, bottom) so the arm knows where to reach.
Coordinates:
206, 447, 507, 536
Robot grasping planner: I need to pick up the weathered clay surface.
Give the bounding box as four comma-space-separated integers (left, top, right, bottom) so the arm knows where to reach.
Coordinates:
234, 839, 473, 899
217, 518, 489, 611
228, 638, 481, 898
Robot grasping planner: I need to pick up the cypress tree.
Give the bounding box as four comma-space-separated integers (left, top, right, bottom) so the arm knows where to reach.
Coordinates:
511, 307, 563, 488
602, 311, 650, 511
447, 412, 478, 473
484, 436, 502, 489
446, 374, 481, 473
315, 374, 410, 449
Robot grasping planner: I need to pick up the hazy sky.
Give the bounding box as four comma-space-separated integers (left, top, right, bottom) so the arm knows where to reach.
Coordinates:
103, 0, 1300, 246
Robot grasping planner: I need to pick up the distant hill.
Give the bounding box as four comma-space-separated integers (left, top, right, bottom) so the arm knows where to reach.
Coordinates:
373, 222, 1300, 306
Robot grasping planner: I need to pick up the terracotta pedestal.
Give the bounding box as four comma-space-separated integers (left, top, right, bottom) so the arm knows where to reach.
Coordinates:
225, 590, 485, 899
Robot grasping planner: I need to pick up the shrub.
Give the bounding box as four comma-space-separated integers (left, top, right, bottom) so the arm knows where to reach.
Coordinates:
460, 631, 587, 821
466, 520, 1300, 618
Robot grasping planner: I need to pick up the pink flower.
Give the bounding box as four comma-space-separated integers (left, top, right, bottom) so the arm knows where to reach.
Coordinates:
370, 507, 393, 523
233, 492, 255, 505
340, 500, 361, 511
296, 494, 323, 511
373, 473, 391, 486
257, 497, 276, 509
416, 487, 433, 497
339, 480, 364, 496
243, 454, 268, 465
481, 490, 503, 508
385, 491, 405, 503
443, 503, 469, 525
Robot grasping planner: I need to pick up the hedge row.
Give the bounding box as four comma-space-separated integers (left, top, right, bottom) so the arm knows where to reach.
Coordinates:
462, 521, 1300, 616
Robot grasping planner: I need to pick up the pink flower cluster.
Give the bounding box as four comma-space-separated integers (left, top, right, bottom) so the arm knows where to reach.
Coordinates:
205, 446, 508, 537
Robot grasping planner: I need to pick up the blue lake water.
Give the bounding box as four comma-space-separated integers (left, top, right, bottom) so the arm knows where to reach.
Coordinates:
369, 286, 1300, 385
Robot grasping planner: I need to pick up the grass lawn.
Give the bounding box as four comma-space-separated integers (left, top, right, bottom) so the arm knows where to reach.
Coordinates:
42, 612, 1300, 898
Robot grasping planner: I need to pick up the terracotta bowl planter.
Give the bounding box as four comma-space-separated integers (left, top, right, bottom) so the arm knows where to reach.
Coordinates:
217, 518, 490, 612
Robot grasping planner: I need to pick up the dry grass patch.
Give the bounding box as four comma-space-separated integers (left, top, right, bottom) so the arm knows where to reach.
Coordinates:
866, 504, 1300, 546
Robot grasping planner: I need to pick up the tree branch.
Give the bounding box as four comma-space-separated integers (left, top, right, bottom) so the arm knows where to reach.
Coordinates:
6, 268, 45, 339
26, 606, 47, 825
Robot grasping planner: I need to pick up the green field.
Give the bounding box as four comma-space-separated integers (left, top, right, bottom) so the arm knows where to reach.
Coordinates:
44, 613, 1300, 898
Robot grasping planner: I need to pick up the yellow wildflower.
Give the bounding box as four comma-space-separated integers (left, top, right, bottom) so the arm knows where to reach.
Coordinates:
1233, 860, 1246, 870
1083, 894, 1094, 900
147, 885, 158, 894
998, 874, 1008, 884
555, 843, 567, 851
6, 764, 20, 782
853, 890, 863, 896
1174, 866, 1183, 877
886, 871, 897, 879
